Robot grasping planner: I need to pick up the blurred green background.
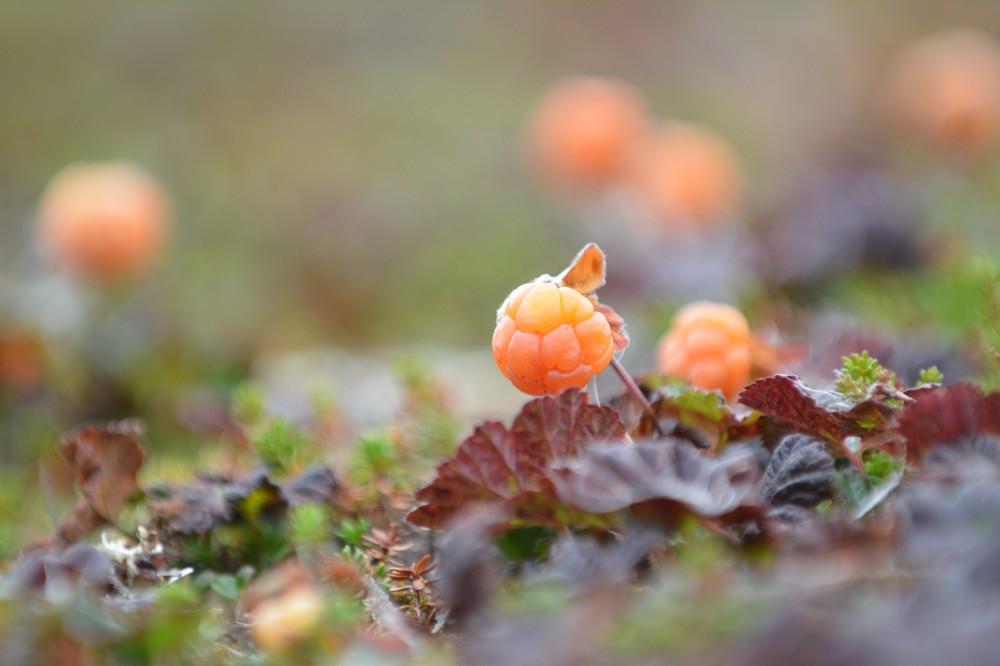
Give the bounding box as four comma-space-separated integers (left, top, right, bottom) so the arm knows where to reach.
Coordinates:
3, 1, 1000, 554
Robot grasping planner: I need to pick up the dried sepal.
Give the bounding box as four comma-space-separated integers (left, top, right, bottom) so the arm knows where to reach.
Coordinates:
554, 243, 628, 353
555, 242, 606, 294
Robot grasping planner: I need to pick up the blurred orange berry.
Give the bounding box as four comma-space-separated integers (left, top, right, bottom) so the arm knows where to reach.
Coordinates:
250, 585, 324, 653
493, 281, 614, 395
36, 161, 171, 280
656, 301, 751, 401
525, 76, 650, 192
0, 329, 45, 395
887, 28, 1000, 156
622, 121, 744, 227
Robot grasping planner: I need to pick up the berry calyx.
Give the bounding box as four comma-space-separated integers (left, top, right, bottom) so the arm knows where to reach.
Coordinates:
656, 301, 751, 400
36, 161, 171, 280
492, 244, 624, 396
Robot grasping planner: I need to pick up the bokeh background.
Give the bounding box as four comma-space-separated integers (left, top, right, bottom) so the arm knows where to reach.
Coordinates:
3, 1, 1000, 554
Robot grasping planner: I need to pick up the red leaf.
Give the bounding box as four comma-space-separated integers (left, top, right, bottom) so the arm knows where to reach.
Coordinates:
894, 383, 1000, 462
738, 375, 856, 442
407, 391, 628, 529
511, 389, 627, 460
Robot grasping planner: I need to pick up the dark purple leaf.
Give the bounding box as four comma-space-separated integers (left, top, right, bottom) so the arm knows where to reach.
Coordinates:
550, 440, 760, 525
762, 434, 835, 508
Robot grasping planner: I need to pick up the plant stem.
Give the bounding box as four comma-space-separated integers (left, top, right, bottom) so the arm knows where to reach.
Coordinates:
610, 357, 666, 437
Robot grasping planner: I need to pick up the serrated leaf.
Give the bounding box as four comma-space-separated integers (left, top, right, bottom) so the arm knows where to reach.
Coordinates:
894, 383, 1000, 462
407, 391, 628, 530
738, 375, 857, 443
762, 434, 835, 508
550, 440, 760, 526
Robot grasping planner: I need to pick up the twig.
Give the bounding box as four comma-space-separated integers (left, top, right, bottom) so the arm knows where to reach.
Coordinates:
609, 357, 666, 438
697, 516, 740, 545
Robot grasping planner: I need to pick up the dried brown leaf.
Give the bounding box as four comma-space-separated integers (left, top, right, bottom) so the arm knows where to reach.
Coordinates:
56, 420, 146, 543
556, 243, 606, 294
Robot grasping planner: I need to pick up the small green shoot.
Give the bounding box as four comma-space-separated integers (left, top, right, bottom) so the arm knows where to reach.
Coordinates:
835, 351, 897, 401
335, 517, 370, 549
349, 430, 401, 485
917, 365, 944, 386
289, 503, 331, 549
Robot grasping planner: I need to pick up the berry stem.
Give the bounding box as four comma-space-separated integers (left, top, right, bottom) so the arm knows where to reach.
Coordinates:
697, 516, 740, 545
609, 357, 665, 437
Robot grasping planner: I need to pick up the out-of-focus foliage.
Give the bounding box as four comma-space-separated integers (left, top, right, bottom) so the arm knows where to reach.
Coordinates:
4, 2, 1000, 663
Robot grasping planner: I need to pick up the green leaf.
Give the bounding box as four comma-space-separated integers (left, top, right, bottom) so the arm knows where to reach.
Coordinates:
209, 575, 240, 601
495, 526, 556, 562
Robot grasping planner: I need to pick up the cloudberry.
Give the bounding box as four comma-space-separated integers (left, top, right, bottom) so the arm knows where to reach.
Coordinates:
656, 301, 751, 401
36, 161, 171, 280
887, 29, 1000, 156
525, 76, 650, 192
250, 586, 324, 653
622, 121, 743, 226
493, 281, 614, 396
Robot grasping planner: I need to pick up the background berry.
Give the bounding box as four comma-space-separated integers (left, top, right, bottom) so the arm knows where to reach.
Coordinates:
493, 281, 614, 395
656, 301, 751, 400
887, 28, 1000, 156
622, 121, 744, 227
525, 76, 650, 192
36, 161, 171, 280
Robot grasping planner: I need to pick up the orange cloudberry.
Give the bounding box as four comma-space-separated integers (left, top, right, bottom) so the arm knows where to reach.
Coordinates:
622, 121, 744, 227
493, 281, 614, 396
656, 301, 751, 401
887, 28, 1000, 156
36, 161, 171, 280
525, 76, 650, 192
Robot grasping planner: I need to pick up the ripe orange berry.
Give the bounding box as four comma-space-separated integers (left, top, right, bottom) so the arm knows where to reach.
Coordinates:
525, 76, 650, 192
622, 121, 743, 227
887, 29, 1000, 156
656, 301, 751, 401
493, 281, 614, 395
36, 161, 171, 280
